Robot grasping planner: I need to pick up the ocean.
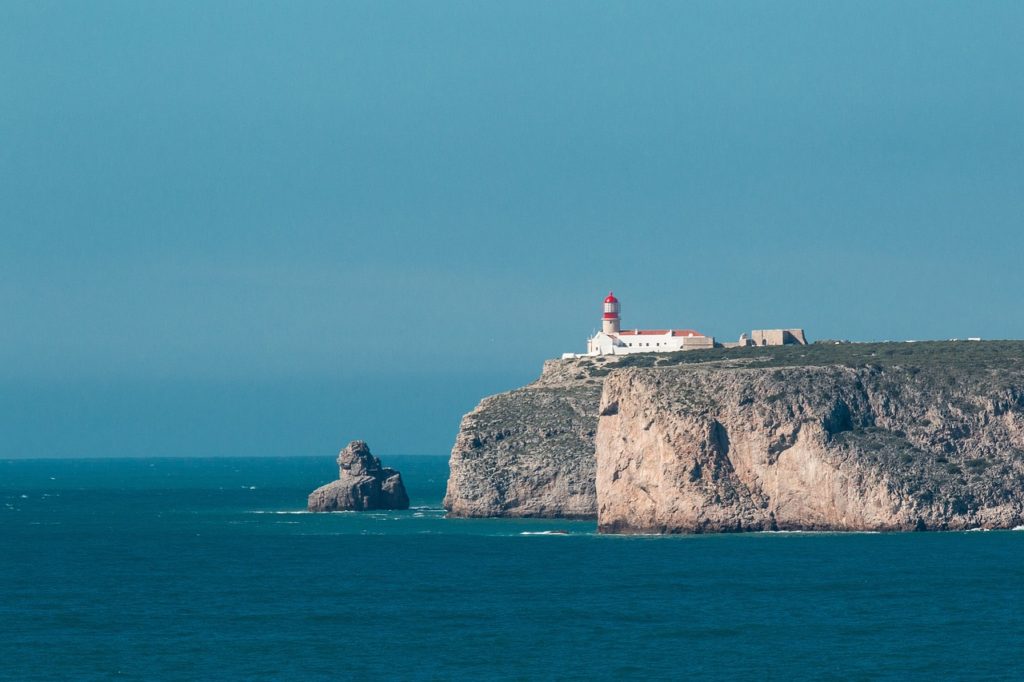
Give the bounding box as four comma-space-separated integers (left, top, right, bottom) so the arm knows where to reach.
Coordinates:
2, 455, 1023, 681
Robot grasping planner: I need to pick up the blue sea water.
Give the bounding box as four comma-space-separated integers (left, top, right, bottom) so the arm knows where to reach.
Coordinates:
2, 456, 1023, 681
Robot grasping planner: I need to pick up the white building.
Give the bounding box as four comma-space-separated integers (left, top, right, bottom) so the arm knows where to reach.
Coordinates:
565, 293, 715, 357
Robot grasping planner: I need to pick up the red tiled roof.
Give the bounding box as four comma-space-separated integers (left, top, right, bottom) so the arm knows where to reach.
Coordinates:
617, 329, 704, 337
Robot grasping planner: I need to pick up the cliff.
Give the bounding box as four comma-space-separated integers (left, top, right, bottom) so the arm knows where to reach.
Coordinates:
443, 358, 615, 518
444, 341, 1024, 530
597, 343, 1024, 533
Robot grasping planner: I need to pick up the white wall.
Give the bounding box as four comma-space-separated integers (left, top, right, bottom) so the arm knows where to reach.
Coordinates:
585, 331, 713, 355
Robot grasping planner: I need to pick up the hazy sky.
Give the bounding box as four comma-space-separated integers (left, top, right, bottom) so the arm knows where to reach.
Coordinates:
3, 1, 1023, 457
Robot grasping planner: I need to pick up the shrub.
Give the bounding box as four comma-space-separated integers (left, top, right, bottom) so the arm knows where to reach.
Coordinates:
616, 354, 658, 368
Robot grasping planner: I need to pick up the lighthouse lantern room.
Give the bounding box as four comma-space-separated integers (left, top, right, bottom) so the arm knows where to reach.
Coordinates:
602, 292, 620, 335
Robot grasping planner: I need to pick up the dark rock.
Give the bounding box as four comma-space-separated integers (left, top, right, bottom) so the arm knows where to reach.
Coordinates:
308, 441, 410, 511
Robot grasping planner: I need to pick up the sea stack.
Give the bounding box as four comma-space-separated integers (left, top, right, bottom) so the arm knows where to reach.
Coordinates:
308, 441, 410, 512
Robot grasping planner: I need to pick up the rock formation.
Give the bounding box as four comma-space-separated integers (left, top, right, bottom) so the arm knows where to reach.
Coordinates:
597, 359, 1024, 533
308, 441, 409, 512
444, 340, 1024, 533
443, 358, 611, 518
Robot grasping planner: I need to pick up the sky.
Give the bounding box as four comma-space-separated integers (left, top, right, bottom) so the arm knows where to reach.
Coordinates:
2, 1, 1023, 458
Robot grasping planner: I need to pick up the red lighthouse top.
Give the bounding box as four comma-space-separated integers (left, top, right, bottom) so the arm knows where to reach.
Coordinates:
603, 291, 620, 320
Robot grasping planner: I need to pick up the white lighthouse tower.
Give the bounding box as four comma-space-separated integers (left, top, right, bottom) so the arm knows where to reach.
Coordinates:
602, 292, 621, 335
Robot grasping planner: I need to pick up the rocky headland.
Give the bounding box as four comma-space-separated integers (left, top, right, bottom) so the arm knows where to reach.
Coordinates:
443, 358, 612, 518
308, 440, 410, 512
445, 341, 1024, 533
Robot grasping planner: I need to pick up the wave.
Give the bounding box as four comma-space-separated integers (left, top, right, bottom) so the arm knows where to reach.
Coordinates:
759, 529, 881, 535
248, 508, 444, 516
520, 530, 571, 536
247, 510, 317, 515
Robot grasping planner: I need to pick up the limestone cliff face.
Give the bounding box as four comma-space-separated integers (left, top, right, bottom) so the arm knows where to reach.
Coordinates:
443, 358, 613, 518
596, 364, 1024, 533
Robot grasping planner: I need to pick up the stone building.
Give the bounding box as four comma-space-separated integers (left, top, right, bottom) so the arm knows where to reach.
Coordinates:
749, 329, 808, 346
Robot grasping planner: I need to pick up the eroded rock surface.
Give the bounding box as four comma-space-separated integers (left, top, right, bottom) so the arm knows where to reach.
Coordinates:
443, 358, 614, 518
308, 441, 409, 511
597, 362, 1024, 533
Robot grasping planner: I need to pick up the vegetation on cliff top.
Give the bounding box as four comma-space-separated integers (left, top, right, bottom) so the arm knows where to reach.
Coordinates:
576, 340, 1024, 377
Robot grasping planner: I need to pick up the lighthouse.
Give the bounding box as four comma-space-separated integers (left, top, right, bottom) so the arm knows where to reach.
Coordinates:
576, 291, 714, 357
602, 292, 621, 335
